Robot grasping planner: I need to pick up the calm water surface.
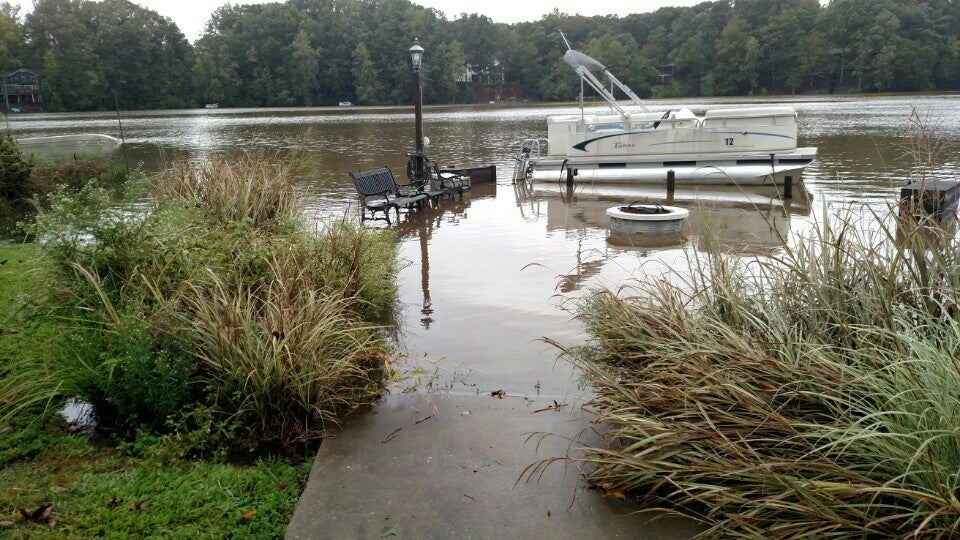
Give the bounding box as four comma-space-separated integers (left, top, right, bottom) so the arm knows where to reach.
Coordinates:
7, 95, 960, 395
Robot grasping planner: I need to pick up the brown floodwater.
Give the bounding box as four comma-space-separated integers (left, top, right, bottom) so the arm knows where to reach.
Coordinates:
6, 94, 960, 395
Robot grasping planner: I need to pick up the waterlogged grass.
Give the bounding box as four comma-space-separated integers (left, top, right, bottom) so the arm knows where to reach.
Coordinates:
563, 209, 960, 537
0, 426, 311, 538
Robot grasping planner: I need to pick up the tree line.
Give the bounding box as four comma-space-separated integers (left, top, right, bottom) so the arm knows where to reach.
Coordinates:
1, 0, 958, 112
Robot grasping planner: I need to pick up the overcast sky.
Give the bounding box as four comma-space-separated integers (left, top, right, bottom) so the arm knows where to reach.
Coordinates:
9, 0, 705, 42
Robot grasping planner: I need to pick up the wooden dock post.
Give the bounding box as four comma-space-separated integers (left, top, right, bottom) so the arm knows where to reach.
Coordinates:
566, 167, 575, 187
666, 170, 675, 203
899, 180, 960, 226
784, 175, 793, 199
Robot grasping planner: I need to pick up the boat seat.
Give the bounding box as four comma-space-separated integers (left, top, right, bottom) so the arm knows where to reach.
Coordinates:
350, 166, 428, 224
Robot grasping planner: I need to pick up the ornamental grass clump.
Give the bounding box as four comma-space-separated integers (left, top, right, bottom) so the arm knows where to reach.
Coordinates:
155, 154, 298, 232
184, 252, 388, 444
565, 209, 960, 537
11, 152, 397, 450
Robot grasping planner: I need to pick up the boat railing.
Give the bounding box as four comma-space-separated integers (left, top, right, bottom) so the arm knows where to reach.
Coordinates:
513, 138, 548, 183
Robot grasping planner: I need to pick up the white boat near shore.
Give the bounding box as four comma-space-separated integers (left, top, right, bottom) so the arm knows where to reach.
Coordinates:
15, 134, 121, 158
514, 35, 816, 186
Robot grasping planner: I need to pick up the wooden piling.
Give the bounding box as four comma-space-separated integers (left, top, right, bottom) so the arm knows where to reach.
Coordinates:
784, 176, 793, 199
666, 170, 675, 203
900, 180, 960, 226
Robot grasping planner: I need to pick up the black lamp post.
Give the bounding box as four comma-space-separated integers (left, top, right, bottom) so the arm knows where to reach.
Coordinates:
409, 38, 426, 187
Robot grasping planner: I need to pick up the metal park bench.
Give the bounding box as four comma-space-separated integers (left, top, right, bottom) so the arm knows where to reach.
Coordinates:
429, 161, 471, 199
350, 166, 428, 224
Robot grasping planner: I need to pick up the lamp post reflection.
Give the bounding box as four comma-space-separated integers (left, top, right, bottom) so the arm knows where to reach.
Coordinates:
418, 224, 433, 328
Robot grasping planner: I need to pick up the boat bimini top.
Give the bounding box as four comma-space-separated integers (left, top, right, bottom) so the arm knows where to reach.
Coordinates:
560, 31, 650, 115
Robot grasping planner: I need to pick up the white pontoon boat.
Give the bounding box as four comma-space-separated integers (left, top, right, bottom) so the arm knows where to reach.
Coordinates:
514, 35, 816, 186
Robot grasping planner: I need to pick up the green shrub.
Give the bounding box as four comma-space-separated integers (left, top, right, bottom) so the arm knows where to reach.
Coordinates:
27, 158, 128, 198
67, 310, 191, 431
0, 131, 32, 201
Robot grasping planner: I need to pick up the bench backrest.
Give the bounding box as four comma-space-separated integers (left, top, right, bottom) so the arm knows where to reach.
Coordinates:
350, 167, 398, 198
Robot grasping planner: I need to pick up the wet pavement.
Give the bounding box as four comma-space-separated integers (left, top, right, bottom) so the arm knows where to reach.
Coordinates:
286, 393, 702, 539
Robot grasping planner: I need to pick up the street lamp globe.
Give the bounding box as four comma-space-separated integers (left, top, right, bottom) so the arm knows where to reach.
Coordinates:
409, 38, 424, 71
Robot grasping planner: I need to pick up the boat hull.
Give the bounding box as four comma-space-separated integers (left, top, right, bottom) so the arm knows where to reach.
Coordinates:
529, 147, 816, 186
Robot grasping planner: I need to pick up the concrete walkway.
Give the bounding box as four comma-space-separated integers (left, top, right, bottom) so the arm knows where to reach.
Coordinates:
286, 393, 701, 539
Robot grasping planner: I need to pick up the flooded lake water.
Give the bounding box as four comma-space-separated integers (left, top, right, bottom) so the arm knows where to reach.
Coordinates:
6, 94, 960, 396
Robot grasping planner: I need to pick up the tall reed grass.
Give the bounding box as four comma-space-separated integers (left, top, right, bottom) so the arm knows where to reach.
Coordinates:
155, 153, 298, 231
561, 208, 960, 537
9, 153, 397, 449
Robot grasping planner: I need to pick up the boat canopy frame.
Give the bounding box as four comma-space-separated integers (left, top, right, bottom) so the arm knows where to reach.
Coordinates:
560, 31, 650, 115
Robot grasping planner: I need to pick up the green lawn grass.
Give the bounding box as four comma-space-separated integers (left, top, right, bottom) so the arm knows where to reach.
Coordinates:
0, 243, 312, 537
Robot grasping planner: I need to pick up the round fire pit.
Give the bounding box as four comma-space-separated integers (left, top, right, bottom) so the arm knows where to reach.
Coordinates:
606, 204, 689, 235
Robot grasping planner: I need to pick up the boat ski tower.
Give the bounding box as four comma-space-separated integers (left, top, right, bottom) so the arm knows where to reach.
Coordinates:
559, 31, 650, 115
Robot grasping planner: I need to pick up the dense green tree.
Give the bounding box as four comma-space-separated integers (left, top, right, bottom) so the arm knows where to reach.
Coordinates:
0, 3, 22, 72
424, 40, 466, 104
351, 42, 378, 105
289, 30, 319, 106
42, 43, 107, 111
21, 0, 193, 110
712, 17, 761, 95
2, 0, 959, 111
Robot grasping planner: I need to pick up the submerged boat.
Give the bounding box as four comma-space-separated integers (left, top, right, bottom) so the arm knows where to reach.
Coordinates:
515, 36, 816, 186
16, 134, 121, 158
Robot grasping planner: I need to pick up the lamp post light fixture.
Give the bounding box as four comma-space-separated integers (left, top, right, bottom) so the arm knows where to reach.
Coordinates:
410, 38, 425, 156
408, 38, 427, 188
409, 38, 424, 73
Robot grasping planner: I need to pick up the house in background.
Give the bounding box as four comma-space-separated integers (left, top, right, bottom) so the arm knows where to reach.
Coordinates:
456, 61, 523, 103
2, 68, 43, 112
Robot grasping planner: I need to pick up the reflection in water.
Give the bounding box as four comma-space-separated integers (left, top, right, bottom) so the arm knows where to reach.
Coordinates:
510, 181, 815, 294
557, 238, 606, 294
528, 182, 811, 250
418, 227, 432, 328
390, 184, 497, 329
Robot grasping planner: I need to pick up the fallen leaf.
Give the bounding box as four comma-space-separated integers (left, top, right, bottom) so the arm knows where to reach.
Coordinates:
16, 505, 52, 524
608, 491, 627, 501
275, 481, 287, 492
241, 510, 257, 521
490, 389, 506, 399
37, 506, 52, 523
381, 525, 398, 537
129, 501, 145, 512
